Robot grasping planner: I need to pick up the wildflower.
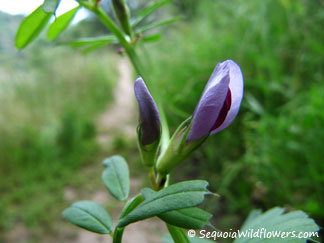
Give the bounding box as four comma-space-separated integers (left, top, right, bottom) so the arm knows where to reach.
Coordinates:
134, 77, 161, 167
157, 60, 244, 175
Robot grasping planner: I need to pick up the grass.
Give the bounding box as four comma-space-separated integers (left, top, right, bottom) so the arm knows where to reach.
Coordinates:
0, 45, 118, 237
144, 0, 324, 229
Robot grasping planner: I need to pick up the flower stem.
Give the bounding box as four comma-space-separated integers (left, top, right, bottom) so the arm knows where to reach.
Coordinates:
149, 167, 157, 190
166, 224, 190, 243
113, 227, 125, 243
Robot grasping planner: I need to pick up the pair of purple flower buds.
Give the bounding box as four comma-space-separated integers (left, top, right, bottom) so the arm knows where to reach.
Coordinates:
135, 60, 244, 175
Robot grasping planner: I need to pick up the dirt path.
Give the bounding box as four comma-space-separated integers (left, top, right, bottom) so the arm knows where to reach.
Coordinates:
96, 57, 136, 145
3, 58, 166, 243
72, 57, 165, 243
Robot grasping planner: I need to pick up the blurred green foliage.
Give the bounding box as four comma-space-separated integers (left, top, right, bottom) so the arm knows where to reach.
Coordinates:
1, 0, 324, 239
0, 12, 118, 234
146, 0, 324, 227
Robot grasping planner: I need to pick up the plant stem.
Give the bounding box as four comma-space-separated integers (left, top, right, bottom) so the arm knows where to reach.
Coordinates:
166, 224, 190, 243
149, 167, 157, 190
113, 227, 125, 243
93, 8, 129, 48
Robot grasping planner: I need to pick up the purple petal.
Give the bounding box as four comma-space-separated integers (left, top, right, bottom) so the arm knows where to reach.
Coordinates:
210, 60, 244, 134
134, 77, 161, 145
186, 62, 231, 142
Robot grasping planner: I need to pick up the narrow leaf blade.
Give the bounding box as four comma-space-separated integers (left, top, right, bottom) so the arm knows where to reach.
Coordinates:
42, 0, 60, 13
66, 35, 117, 48
117, 180, 211, 227
102, 155, 130, 201
131, 0, 172, 28
47, 6, 80, 40
136, 16, 183, 34
141, 33, 162, 43
62, 201, 113, 234
15, 6, 52, 49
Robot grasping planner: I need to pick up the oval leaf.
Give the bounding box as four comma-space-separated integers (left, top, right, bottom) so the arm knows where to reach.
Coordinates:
159, 207, 213, 229
47, 6, 80, 40
141, 188, 213, 229
16, 6, 52, 49
42, 0, 60, 13
117, 180, 211, 227
62, 201, 113, 234
102, 155, 130, 201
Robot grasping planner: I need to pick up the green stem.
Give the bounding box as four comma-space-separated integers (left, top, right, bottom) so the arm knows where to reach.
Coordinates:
113, 227, 125, 243
149, 167, 157, 190
166, 224, 190, 243
93, 8, 129, 48
89, 0, 171, 189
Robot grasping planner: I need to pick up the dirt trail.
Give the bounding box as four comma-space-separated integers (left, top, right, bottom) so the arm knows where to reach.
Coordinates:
97, 57, 136, 145
72, 57, 165, 243
3, 58, 165, 243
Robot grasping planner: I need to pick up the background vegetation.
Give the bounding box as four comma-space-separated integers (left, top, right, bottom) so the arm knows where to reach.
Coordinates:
0, 0, 323, 241
147, 0, 324, 229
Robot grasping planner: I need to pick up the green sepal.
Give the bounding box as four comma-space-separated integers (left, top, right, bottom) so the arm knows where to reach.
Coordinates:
137, 125, 160, 167
156, 116, 208, 176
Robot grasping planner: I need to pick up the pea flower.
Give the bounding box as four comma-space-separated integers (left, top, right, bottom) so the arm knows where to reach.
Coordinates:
186, 60, 244, 141
134, 76, 161, 167
157, 60, 244, 175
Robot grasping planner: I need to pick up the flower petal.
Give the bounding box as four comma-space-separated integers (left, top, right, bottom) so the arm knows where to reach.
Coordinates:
210, 60, 244, 134
186, 62, 230, 142
134, 77, 161, 145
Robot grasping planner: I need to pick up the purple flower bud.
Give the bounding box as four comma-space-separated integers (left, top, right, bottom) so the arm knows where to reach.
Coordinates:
134, 77, 161, 146
186, 60, 244, 142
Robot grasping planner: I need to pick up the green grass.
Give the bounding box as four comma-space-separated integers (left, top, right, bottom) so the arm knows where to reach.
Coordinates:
144, 0, 324, 228
0, 46, 118, 235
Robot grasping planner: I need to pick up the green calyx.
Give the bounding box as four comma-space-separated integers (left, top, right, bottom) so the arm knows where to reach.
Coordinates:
137, 125, 161, 167
156, 117, 208, 176
111, 0, 133, 38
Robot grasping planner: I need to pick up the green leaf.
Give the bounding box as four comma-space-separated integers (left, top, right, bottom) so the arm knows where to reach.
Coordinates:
67, 35, 117, 49
136, 16, 183, 34
42, 0, 60, 13
131, 0, 172, 28
81, 42, 109, 54
62, 201, 113, 234
166, 224, 190, 243
234, 207, 320, 243
141, 188, 212, 229
102, 155, 130, 201
120, 194, 145, 219
15, 6, 52, 49
159, 207, 213, 229
47, 6, 80, 40
163, 233, 214, 243
141, 33, 162, 42
117, 180, 211, 227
